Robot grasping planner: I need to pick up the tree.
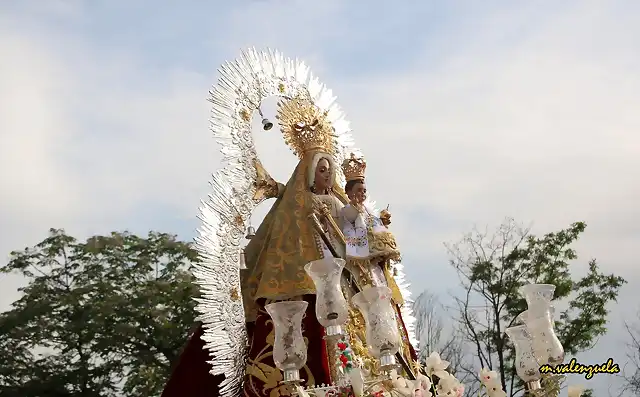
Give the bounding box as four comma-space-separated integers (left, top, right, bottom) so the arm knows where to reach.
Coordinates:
581, 389, 594, 397
621, 311, 640, 395
0, 229, 199, 397
445, 218, 626, 397
413, 291, 478, 394
413, 292, 465, 369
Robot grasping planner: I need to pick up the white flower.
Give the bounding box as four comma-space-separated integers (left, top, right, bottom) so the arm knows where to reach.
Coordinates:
478, 368, 499, 385
568, 385, 585, 397
478, 368, 506, 397
394, 384, 414, 397
485, 384, 507, 397
392, 372, 434, 397
452, 383, 464, 397
436, 372, 456, 389
390, 369, 408, 388
415, 373, 432, 392
390, 370, 412, 397
425, 352, 450, 379
435, 373, 463, 397
405, 378, 433, 397
435, 386, 459, 397
348, 368, 365, 397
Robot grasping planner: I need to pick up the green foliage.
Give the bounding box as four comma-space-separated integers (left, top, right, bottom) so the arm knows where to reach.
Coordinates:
581, 388, 594, 397
446, 219, 626, 397
0, 229, 199, 397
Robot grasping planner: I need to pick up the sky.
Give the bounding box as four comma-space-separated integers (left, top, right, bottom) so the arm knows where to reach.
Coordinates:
1, 0, 639, 395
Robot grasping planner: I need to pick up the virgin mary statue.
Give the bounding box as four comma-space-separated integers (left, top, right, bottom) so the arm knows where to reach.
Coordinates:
161, 49, 418, 397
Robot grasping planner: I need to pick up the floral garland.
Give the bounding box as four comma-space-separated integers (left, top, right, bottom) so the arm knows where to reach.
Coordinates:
337, 338, 356, 372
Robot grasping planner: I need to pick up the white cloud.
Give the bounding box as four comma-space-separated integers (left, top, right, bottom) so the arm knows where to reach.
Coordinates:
334, 2, 640, 269
0, 8, 218, 305
0, 1, 638, 395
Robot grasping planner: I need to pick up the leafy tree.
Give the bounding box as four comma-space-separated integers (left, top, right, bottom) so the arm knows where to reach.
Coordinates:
581, 388, 594, 397
0, 229, 199, 397
445, 218, 625, 396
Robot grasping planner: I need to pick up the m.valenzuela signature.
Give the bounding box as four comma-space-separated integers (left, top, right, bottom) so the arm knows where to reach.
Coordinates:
539, 358, 620, 379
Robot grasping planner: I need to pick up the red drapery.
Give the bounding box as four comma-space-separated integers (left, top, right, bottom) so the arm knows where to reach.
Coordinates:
161, 295, 331, 397
161, 324, 224, 397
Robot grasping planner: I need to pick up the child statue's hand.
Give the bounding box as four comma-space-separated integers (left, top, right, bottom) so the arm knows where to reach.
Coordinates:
379, 209, 391, 226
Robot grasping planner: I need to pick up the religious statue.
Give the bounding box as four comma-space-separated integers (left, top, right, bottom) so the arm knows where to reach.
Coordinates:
160, 49, 419, 397
340, 153, 403, 293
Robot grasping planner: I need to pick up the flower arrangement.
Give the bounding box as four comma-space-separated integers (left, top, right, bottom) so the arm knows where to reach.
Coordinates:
335, 351, 585, 397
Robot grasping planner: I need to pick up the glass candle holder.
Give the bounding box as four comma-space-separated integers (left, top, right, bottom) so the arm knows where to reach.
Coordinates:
265, 301, 309, 382
352, 286, 401, 368
519, 284, 556, 316
526, 311, 565, 367
517, 305, 555, 324
506, 325, 542, 388
304, 258, 349, 336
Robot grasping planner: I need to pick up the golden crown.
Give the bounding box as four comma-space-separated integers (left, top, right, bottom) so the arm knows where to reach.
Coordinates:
342, 153, 367, 182
276, 95, 335, 158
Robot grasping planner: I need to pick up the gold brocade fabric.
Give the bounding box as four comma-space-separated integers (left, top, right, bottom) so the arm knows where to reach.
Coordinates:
241, 151, 349, 319
382, 261, 405, 306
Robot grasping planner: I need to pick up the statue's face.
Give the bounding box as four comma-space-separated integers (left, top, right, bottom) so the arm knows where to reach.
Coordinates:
314, 158, 332, 191
347, 181, 367, 204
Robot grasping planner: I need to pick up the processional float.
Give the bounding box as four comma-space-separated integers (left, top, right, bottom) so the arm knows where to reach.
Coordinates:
178, 48, 580, 397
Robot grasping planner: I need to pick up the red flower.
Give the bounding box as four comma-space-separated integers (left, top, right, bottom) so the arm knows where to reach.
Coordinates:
338, 342, 347, 350
340, 354, 348, 363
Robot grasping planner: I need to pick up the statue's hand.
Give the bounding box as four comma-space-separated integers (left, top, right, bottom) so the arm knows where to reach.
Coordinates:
379, 209, 391, 226
253, 159, 283, 201
254, 177, 281, 201
311, 195, 331, 215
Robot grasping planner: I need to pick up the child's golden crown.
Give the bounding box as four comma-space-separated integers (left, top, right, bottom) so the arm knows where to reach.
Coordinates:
342, 153, 367, 182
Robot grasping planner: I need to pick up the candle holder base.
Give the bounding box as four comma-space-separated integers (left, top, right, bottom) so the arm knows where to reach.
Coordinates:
283, 369, 301, 383
324, 325, 344, 338
379, 353, 396, 369
527, 380, 541, 390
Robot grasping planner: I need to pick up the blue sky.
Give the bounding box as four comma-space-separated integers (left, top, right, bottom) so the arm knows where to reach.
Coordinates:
1, 1, 639, 395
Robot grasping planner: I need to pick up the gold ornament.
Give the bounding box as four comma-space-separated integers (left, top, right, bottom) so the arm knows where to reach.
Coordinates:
342, 152, 367, 182
412, 360, 423, 374
230, 287, 240, 301
239, 108, 251, 122
276, 95, 335, 157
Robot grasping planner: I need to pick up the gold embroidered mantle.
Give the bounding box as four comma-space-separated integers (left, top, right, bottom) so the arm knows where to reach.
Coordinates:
242, 152, 348, 319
